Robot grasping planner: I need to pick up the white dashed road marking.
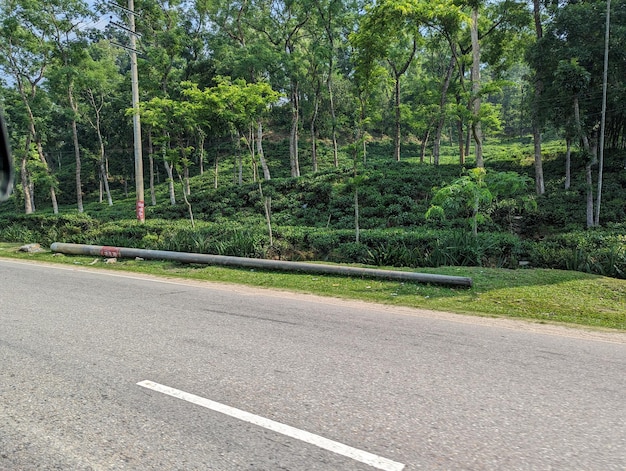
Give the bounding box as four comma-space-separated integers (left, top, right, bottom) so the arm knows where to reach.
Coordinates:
138, 380, 405, 471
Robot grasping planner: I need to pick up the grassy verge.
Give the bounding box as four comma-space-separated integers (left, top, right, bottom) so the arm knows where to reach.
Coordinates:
1, 242, 624, 331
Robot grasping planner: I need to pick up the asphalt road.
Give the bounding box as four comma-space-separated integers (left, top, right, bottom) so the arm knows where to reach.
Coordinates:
1, 259, 624, 470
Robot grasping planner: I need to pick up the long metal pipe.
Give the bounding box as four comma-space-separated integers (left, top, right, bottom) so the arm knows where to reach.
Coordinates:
50, 242, 473, 287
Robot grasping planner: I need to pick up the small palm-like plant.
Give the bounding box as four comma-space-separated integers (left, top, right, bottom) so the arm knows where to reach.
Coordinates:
426, 168, 492, 237
426, 168, 534, 237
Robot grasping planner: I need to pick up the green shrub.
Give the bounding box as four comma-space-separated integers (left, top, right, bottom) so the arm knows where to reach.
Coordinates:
0, 213, 100, 246
527, 228, 626, 278
1, 139, 623, 279
0, 224, 37, 243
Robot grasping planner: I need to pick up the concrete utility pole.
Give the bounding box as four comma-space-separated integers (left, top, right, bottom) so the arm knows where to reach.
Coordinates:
595, 0, 610, 226
128, 0, 145, 222
109, 1, 144, 221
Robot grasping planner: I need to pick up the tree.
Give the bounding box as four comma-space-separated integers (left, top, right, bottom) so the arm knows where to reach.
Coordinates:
426, 168, 533, 237
183, 77, 281, 182
183, 77, 280, 239
78, 41, 123, 207
131, 0, 201, 206
313, 0, 359, 168
352, 0, 466, 162
45, 0, 93, 213
426, 167, 492, 236
468, 3, 484, 167
245, 0, 311, 177
140, 97, 179, 206
0, 0, 60, 214
402, 33, 459, 165
529, 0, 545, 195
461, 0, 531, 167
352, 0, 421, 161
555, 58, 595, 228
530, 0, 626, 227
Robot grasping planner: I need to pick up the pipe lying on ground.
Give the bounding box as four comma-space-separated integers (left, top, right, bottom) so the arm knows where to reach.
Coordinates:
50, 242, 473, 287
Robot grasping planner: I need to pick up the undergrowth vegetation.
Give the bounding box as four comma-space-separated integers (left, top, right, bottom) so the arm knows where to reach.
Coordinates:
1, 140, 625, 278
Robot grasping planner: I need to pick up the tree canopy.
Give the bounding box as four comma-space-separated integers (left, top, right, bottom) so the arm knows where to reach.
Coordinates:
0, 0, 623, 228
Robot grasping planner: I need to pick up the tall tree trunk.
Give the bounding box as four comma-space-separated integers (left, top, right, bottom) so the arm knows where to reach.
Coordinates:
565, 137, 572, 190
184, 164, 190, 196
177, 172, 194, 228
433, 54, 456, 166
454, 54, 467, 165
214, 152, 219, 189
99, 147, 112, 207
532, 125, 544, 194
354, 187, 360, 244
21, 90, 58, 213
290, 80, 301, 177
37, 139, 58, 214
198, 130, 205, 175
69, 85, 83, 213
585, 160, 595, 228
21, 136, 33, 214
29, 180, 36, 212
71, 117, 83, 213
311, 91, 319, 172
237, 139, 243, 186
8, 57, 55, 213
93, 107, 112, 206
420, 129, 430, 163
388, 39, 417, 163
456, 95, 466, 165
98, 169, 103, 203
248, 126, 257, 182
470, 7, 484, 168
258, 181, 273, 247
162, 140, 176, 205
320, 5, 339, 169
257, 122, 271, 180
148, 131, 156, 206
595, 0, 610, 227
328, 74, 339, 168
393, 72, 402, 162
359, 95, 368, 166
165, 160, 176, 205
85, 89, 112, 208
574, 97, 594, 228
531, 0, 545, 195
20, 156, 34, 214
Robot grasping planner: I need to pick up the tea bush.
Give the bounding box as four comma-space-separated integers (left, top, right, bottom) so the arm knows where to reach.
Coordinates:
527, 227, 626, 278
1, 140, 624, 278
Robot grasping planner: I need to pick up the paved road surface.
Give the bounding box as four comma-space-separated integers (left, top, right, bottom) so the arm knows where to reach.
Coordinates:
1, 259, 624, 470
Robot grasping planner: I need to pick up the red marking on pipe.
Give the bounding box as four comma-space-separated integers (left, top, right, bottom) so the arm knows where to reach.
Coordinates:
136, 200, 145, 222
100, 246, 121, 258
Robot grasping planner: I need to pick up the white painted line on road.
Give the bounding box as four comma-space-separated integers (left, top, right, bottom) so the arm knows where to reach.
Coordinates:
137, 380, 405, 471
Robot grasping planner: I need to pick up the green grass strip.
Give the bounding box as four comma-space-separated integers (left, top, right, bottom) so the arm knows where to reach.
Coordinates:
1, 243, 624, 331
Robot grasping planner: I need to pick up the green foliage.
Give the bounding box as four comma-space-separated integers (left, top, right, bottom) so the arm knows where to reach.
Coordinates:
0, 223, 37, 244
269, 226, 522, 269
528, 228, 626, 279
426, 168, 534, 236
155, 224, 265, 258
426, 168, 492, 236
0, 137, 625, 279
